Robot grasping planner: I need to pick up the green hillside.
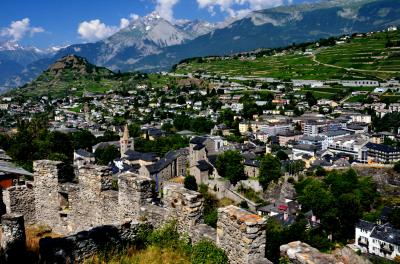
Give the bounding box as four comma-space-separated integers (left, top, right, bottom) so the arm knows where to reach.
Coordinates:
8, 55, 149, 99
175, 31, 400, 81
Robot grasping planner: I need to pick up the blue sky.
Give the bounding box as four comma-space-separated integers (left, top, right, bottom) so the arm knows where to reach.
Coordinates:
0, 0, 309, 49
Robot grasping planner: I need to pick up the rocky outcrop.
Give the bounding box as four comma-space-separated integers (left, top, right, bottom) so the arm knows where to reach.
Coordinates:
280, 241, 372, 264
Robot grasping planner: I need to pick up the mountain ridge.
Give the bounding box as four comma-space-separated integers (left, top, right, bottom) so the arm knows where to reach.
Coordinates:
1, 0, 400, 90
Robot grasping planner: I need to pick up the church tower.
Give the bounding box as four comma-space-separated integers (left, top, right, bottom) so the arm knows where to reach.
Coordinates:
120, 124, 134, 158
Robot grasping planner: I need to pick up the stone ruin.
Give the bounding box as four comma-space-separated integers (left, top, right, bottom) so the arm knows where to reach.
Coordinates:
0, 160, 272, 263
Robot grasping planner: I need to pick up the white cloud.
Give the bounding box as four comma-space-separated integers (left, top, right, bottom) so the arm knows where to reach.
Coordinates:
197, 0, 289, 18
78, 19, 119, 42
120, 18, 130, 29
0, 18, 44, 41
155, 0, 179, 22
78, 14, 140, 42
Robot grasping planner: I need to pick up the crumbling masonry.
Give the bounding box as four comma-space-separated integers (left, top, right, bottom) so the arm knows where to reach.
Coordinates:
1, 160, 270, 263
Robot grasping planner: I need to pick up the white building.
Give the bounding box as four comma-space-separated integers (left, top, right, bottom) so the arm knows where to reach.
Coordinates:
328, 135, 369, 162
355, 220, 400, 260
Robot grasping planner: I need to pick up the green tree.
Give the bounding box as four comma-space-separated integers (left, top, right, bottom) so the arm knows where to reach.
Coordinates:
128, 123, 142, 137
298, 180, 335, 219
161, 123, 174, 133
305, 91, 317, 107
276, 150, 289, 161
95, 145, 120, 165
259, 154, 282, 189
389, 208, 400, 229
337, 193, 362, 240
216, 150, 246, 185
71, 130, 96, 151
184, 175, 198, 191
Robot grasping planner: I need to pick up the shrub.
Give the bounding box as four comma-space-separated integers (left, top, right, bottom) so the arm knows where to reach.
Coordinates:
191, 240, 228, 264
239, 201, 249, 209
184, 175, 198, 191
394, 161, 400, 173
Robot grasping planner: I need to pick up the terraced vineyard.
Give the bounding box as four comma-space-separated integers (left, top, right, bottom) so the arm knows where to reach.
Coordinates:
315, 31, 400, 80
176, 31, 400, 81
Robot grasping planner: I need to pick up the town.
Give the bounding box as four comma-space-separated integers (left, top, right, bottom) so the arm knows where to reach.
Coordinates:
0, 7, 400, 264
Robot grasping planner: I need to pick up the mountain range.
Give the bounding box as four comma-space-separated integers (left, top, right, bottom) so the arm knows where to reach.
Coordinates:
1, 0, 400, 90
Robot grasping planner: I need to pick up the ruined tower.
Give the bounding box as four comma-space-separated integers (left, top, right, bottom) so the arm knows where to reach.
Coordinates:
120, 124, 134, 158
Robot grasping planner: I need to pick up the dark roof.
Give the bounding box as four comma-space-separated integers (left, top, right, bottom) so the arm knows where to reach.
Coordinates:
145, 149, 188, 174
75, 149, 95, 158
325, 130, 350, 137
0, 161, 33, 177
370, 223, 400, 246
365, 142, 399, 153
125, 150, 158, 162
244, 159, 260, 167
193, 144, 205, 150
196, 160, 213, 172
144, 127, 165, 138
190, 136, 207, 145
356, 220, 375, 232
293, 144, 317, 151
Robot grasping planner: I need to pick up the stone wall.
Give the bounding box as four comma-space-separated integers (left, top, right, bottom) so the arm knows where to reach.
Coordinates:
163, 183, 203, 234
118, 173, 153, 222
2, 160, 271, 263
2, 183, 35, 224
39, 220, 144, 264
34, 160, 65, 234
0, 214, 26, 263
217, 205, 270, 264
67, 165, 119, 233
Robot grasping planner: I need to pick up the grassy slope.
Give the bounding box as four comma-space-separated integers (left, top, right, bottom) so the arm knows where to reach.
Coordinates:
176, 31, 400, 81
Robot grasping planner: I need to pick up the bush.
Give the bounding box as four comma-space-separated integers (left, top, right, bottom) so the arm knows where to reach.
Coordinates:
191, 240, 228, 264
239, 201, 249, 209
184, 175, 198, 191
394, 161, 400, 173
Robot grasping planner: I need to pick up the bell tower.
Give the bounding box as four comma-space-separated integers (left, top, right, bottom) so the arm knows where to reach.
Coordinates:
120, 124, 134, 157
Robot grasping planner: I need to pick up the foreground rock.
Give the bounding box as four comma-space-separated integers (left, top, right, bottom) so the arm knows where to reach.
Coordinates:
280, 241, 371, 264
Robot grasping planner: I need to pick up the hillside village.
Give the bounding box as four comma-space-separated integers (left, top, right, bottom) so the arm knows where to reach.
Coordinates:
0, 27, 399, 263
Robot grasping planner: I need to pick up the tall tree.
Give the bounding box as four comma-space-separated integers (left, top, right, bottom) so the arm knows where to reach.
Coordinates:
216, 150, 245, 185
259, 154, 282, 189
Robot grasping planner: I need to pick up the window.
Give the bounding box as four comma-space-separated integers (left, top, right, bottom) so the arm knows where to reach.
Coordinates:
59, 192, 69, 211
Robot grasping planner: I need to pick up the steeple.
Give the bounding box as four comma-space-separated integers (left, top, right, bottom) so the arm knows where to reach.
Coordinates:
120, 124, 134, 158
122, 124, 129, 141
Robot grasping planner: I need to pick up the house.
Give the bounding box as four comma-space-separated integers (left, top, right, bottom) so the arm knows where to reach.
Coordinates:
278, 131, 303, 147
139, 148, 189, 191
364, 143, 400, 163
355, 220, 400, 260
292, 144, 318, 157
244, 159, 260, 178
328, 135, 369, 162
73, 149, 95, 167
0, 160, 33, 189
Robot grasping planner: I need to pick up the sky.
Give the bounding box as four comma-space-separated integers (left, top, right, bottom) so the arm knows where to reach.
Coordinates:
0, 0, 307, 49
